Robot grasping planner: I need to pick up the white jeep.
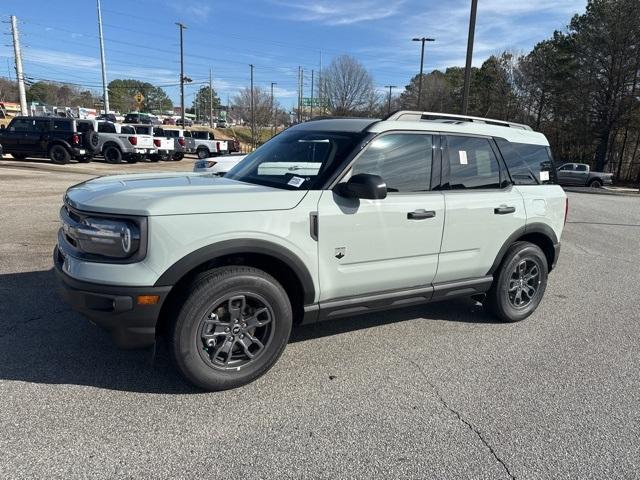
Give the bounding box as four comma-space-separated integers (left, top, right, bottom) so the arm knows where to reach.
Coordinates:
55, 111, 567, 391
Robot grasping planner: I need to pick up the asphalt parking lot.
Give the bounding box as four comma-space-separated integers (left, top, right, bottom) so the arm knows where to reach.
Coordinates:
1, 159, 639, 479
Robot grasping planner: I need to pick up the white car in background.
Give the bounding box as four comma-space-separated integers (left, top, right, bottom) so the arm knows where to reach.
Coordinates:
193, 154, 246, 175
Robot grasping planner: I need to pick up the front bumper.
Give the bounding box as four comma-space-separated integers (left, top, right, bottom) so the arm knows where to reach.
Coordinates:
54, 247, 171, 349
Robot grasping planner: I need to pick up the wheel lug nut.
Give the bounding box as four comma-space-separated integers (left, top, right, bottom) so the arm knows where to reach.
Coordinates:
224, 327, 230, 332
240, 334, 244, 339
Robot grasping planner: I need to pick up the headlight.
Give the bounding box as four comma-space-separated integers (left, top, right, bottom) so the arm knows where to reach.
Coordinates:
60, 206, 145, 261
75, 217, 140, 258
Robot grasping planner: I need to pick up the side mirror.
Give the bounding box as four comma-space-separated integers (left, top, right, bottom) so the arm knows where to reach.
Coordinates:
335, 173, 387, 200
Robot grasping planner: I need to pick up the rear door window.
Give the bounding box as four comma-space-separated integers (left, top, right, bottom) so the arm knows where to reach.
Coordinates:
444, 135, 501, 189
10, 118, 33, 132
98, 122, 116, 133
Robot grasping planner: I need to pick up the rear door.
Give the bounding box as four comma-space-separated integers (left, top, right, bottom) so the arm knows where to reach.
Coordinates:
574, 164, 589, 185
3, 118, 31, 152
317, 132, 445, 300
435, 134, 526, 283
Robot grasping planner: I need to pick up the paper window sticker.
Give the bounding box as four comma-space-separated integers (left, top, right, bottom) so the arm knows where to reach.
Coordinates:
540, 171, 550, 181
459, 150, 468, 165
288, 176, 305, 187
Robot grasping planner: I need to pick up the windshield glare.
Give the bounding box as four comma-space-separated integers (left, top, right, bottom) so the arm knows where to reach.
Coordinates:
225, 130, 365, 190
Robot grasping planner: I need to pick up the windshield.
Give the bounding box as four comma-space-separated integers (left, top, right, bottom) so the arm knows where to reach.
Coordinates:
225, 130, 366, 190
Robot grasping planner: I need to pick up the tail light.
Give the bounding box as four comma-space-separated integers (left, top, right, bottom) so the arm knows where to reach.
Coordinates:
564, 197, 569, 225
178, 137, 185, 147
128, 136, 138, 146
72, 134, 80, 145
216, 141, 221, 152
153, 139, 161, 147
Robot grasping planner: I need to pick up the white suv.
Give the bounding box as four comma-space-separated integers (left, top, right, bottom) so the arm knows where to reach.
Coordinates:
55, 111, 567, 391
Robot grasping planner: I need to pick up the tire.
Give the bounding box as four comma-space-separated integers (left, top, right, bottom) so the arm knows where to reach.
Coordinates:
103, 146, 122, 164
169, 266, 292, 391
588, 179, 603, 188
197, 148, 209, 159
49, 145, 70, 165
12, 153, 27, 160
173, 152, 184, 161
83, 131, 100, 153
485, 241, 548, 323
77, 155, 93, 163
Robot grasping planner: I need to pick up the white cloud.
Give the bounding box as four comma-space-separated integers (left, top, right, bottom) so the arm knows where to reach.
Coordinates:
271, 0, 404, 26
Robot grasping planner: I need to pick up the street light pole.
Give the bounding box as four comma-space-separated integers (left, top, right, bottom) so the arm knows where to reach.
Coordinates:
270, 81, 277, 137
176, 22, 187, 126
412, 37, 435, 111
96, 0, 110, 115
384, 85, 396, 115
462, 0, 478, 115
250, 64, 255, 148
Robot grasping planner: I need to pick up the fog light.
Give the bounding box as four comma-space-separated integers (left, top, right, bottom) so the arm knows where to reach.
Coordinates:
137, 295, 160, 305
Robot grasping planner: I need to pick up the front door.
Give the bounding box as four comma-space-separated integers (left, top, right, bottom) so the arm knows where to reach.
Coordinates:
317, 132, 445, 301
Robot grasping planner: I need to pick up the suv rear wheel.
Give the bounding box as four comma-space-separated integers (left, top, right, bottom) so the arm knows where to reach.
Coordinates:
485, 241, 548, 322
103, 146, 122, 164
169, 266, 292, 391
49, 145, 70, 165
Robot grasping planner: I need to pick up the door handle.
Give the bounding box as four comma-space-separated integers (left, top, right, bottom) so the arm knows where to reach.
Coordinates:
407, 209, 436, 220
494, 206, 516, 215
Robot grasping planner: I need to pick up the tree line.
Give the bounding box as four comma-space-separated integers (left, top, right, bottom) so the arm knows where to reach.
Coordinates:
306, 0, 640, 183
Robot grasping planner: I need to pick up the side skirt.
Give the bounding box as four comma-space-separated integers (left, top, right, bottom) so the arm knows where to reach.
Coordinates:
301, 276, 493, 324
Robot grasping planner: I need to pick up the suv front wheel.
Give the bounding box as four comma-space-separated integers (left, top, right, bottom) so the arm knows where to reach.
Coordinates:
169, 266, 292, 391
485, 241, 548, 322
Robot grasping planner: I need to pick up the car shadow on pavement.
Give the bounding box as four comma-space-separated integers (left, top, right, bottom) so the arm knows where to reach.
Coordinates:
0, 268, 496, 394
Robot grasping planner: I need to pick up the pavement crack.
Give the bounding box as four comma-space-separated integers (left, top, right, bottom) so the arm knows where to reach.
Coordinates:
408, 359, 516, 480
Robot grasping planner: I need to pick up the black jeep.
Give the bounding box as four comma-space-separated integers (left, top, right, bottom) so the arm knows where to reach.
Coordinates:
0, 116, 99, 164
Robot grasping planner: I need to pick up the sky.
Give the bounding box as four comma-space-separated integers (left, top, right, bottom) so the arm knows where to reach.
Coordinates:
0, 0, 588, 111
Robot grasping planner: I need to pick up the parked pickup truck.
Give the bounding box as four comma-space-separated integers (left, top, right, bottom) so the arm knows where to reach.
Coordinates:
76, 119, 156, 164
161, 128, 192, 160
148, 126, 176, 161
191, 130, 229, 158
556, 162, 613, 188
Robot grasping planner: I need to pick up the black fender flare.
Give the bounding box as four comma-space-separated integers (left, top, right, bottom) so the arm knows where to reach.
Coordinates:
154, 239, 316, 305
487, 222, 559, 275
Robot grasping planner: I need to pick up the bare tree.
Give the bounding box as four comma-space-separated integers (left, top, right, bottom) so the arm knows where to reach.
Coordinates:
232, 86, 280, 128
321, 55, 376, 116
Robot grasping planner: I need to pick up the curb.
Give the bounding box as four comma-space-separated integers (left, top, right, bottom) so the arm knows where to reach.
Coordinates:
563, 186, 639, 197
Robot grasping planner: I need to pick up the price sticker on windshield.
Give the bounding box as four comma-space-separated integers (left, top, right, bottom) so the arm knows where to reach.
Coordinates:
288, 176, 305, 187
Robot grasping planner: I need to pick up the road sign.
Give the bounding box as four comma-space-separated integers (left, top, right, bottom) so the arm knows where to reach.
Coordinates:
301, 97, 326, 107
134, 92, 144, 104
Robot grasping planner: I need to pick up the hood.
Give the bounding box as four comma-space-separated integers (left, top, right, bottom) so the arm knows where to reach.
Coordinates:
65, 172, 308, 216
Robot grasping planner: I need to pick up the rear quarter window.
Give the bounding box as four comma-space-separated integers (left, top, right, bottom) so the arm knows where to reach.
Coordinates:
495, 138, 557, 185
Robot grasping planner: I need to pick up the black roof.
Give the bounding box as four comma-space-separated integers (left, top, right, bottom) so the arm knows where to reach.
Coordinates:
289, 117, 379, 133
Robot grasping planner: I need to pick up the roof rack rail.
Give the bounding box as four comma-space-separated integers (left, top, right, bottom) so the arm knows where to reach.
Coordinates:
385, 110, 532, 131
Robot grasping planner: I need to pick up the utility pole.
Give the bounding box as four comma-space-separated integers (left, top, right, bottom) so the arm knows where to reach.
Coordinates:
96, 0, 109, 115
462, 0, 478, 115
249, 64, 255, 148
176, 22, 187, 126
412, 37, 435, 111
10, 16, 27, 115
310, 70, 314, 119
297, 66, 302, 123
318, 51, 323, 115
209, 68, 213, 128
270, 81, 277, 137
385, 85, 396, 115
300, 68, 304, 121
